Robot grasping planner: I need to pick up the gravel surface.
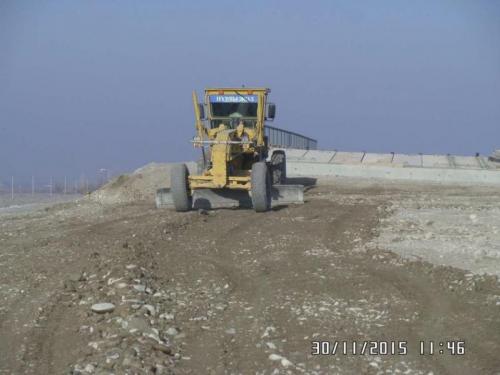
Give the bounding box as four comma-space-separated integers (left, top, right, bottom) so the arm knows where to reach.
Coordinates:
371, 193, 500, 277
0, 178, 499, 374
0, 193, 80, 212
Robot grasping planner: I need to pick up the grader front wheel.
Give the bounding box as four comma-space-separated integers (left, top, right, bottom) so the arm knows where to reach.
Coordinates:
170, 164, 192, 212
251, 162, 271, 212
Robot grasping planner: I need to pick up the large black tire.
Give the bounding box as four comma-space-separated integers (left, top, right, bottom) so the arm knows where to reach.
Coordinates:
170, 164, 191, 212
271, 151, 287, 185
251, 162, 271, 212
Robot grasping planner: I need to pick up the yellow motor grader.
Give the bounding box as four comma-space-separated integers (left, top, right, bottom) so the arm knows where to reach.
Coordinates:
161, 87, 302, 212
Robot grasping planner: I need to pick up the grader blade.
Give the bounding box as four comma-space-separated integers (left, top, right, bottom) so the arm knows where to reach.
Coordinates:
156, 185, 304, 210
194, 189, 252, 209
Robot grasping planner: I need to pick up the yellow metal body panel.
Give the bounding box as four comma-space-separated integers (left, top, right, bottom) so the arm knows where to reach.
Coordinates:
189, 87, 271, 192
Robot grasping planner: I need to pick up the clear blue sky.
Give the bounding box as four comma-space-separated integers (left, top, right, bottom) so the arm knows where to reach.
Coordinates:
1, 0, 499, 183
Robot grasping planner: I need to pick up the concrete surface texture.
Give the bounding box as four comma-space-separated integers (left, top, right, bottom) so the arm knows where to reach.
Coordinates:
283, 148, 500, 185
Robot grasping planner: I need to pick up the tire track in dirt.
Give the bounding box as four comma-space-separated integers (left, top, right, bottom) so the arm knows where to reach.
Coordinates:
155, 196, 500, 374
155, 199, 384, 373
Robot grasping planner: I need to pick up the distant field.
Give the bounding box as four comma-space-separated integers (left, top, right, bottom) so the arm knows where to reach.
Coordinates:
0, 193, 80, 209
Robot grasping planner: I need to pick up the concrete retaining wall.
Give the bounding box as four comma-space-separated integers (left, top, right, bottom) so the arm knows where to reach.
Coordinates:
280, 148, 500, 185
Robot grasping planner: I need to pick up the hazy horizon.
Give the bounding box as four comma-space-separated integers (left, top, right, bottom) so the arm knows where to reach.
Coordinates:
1, 0, 499, 184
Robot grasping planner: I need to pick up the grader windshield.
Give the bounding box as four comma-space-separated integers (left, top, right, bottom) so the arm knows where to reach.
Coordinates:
209, 94, 258, 128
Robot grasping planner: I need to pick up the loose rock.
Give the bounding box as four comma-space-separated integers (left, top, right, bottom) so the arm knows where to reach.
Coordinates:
91, 303, 115, 314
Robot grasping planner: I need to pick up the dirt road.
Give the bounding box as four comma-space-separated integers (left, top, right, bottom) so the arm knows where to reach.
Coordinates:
0, 181, 499, 374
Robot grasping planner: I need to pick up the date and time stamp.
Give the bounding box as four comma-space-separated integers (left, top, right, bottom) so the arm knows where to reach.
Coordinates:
312, 340, 465, 356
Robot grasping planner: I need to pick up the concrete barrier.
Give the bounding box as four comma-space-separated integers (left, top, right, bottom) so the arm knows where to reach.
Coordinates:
280, 148, 500, 186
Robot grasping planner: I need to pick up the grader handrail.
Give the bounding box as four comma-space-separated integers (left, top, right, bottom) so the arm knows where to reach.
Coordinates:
265, 125, 317, 150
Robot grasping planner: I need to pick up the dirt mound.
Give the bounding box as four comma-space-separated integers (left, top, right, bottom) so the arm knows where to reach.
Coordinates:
90, 162, 195, 204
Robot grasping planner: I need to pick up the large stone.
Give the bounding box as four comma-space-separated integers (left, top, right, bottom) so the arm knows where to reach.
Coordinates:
91, 303, 115, 314
133, 284, 146, 293
165, 327, 178, 336
127, 316, 149, 332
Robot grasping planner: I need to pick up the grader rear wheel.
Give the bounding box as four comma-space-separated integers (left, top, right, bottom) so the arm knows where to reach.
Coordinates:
251, 162, 271, 212
170, 164, 192, 212
271, 151, 287, 184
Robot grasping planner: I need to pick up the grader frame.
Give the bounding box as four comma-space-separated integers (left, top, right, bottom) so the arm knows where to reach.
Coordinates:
190, 87, 273, 190
167, 87, 300, 212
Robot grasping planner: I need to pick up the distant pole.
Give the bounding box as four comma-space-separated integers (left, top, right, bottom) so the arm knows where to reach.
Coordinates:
64, 176, 67, 195
11, 176, 14, 200
32, 176, 35, 196
85, 178, 89, 194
